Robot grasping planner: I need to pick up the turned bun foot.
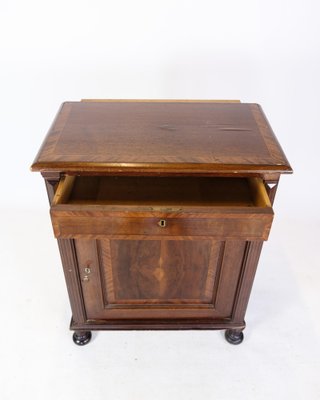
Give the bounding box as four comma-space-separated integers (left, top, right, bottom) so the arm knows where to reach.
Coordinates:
72, 330, 92, 346
225, 329, 244, 345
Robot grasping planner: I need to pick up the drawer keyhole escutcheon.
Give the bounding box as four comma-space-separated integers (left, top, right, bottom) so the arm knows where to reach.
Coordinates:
158, 219, 167, 228
84, 267, 91, 274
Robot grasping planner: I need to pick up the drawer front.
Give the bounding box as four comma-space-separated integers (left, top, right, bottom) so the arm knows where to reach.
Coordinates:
51, 209, 273, 240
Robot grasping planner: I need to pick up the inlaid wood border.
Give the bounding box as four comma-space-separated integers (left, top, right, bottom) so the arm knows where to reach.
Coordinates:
31, 101, 292, 174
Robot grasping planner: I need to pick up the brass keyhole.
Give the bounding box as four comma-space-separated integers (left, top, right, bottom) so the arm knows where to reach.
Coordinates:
158, 219, 167, 228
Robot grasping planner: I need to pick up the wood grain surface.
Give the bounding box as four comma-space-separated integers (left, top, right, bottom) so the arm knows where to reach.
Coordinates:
31, 101, 292, 174
34, 100, 292, 341
50, 176, 273, 241
75, 238, 247, 320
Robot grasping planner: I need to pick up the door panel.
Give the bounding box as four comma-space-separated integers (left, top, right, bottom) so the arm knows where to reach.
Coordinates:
104, 239, 218, 303
75, 238, 247, 320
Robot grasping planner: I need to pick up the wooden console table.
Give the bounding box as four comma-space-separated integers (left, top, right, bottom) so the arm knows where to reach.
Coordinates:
31, 100, 292, 345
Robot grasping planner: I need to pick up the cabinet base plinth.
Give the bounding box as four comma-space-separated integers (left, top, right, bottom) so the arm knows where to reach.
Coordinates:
72, 330, 92, 346
71, 317, 245, 331
225, 329, 244, 345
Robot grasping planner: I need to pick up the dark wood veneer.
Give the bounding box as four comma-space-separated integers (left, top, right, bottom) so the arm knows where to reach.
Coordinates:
32, 101, 292, 175
32, 100, 292, 345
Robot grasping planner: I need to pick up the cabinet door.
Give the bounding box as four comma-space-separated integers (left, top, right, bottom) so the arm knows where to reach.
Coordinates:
75, 238, 247, 320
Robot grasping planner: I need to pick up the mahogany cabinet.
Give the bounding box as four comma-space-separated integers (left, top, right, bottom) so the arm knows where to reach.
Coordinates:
31, 100, 292, 345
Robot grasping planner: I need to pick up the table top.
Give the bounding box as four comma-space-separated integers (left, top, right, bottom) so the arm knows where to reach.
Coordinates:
31, 100, 292, 175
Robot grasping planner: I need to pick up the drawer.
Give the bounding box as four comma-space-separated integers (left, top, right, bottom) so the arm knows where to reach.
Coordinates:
50, 176, 273, 240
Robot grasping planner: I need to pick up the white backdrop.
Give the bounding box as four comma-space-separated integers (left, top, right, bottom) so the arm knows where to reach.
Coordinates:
1, 1, 319, 399
1, 0, 319, 216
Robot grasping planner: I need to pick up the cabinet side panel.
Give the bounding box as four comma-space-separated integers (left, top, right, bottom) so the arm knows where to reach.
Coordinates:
57, 239, 87, 323
43, 175, 87, 324
232, 240, 264, 323
215, 241, 248, 316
